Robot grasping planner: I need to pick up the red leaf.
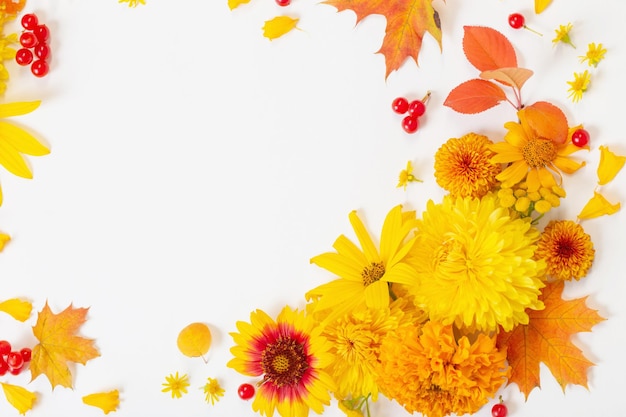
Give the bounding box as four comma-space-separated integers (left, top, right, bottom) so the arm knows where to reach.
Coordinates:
463, 26, 517, 71
443, 79, 507, 114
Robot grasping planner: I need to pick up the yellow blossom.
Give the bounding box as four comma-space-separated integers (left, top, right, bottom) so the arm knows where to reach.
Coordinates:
567, 70, 591, 102
118, 0, 145, 6
82, 390, 120, 414
161, 372, 189, 399
535, 220, 594, 281
552, 23, 575, 48
580, 43, 606, 67
201, 378, 224, 405
396, 160, 422, 190
597, 145, 626, 185
578, 191, 620, 220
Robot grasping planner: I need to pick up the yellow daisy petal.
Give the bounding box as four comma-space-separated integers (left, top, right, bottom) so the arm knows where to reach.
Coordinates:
0, 298, 32, 321
0, 101, 40, 118
1, 382, 37, 415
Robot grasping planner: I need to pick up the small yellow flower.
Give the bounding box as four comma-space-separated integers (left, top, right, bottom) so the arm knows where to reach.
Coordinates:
567, 70, 591, 102
552, 23, 575, 48
82, 390, 120, 414
161, 372, 189, 399
397, 160, 422, 190
580, 43, 606, 67
201, 377, 224, 405
118, 0, 146, 6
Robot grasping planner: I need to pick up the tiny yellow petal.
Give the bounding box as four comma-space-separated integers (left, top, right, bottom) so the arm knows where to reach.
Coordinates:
535, 0, 552, 13
0, 298, 32, 321
0, 101, 40, 118
82, 390, 120, 414
228, 0, 251, 9
0, 232, 10, 251
1, 383, 37, 415
578, 191, 621, 220
597, 145, 626, 186
262, 16, 299, 41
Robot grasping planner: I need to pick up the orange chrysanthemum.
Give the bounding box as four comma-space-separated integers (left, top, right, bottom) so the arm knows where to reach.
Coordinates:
434, 132, 501, 198
376, 321, 508, 417
535, 220, 595, 281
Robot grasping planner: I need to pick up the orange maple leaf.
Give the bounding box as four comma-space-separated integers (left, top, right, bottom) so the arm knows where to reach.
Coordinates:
30, 302, 100, 389
497, 281, 605, 399
323, 0, 443, 78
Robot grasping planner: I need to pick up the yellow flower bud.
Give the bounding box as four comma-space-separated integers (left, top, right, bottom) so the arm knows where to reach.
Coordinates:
515, 196, 531, 212
535, 200, 553, 214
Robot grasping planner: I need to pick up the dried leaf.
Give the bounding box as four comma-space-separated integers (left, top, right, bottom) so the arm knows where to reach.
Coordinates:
30, 302, 101, 389
463, 26, 517, 72
522, 101, 569, 145
535, 0, 553, 13
597, 145, 626, 185
262, 16, 299, 41
480, 67, 534, 90
0, 298, 32, 321
82, 390, 120, 414
324, 0, 443, 79
227, 0, 251, 10
578, 191, 621, 220
443, 79, 507, 114
1, 382, 37, 415
497, 281, 605, 399
177, 322, 212, 359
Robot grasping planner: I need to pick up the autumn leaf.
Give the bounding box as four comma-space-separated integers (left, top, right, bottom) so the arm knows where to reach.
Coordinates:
535, 0, 553, 14
480, 67, 534, 90
0, 298, 32, 321
497, 281, 605, 399
463, 26, 517, 72
522, 101, 569, 145
1, 382, 37, 415
177, 322, 212, 360
262, 16, 299, 40
323, 0, 443, 79
30, 302, 100, 389
443, 79, 507, 114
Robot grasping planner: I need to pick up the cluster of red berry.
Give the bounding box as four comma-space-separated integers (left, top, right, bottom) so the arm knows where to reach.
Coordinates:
275, 0, 291, 6
15, 13, 51, 77
391, 92, 431, 134
0, 340, 32, 376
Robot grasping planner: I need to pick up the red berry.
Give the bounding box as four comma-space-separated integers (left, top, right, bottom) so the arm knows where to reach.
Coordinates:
15, 48, 34, 66
238, 383, 255, 400
0, 340, 11, 356
0, 358, 8, 376
31, 59, 49, 77
21, 13, 39, 30
9, 365, 23, 375
20, 348, 32, 362
34, 43, 51, 60
33, 24, 50, 43
19, 31, 38, 48
275, 0, 291, 5
408, 100, 426, 117
402, 115, 419, 134
392, 97, 409, 114
491, 402, 508, 417
508, 13, 525, 29
7, 351, 24, 370
571, 128, 590, 147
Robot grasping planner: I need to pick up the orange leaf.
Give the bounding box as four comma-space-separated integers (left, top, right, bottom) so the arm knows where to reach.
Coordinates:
497, 281, 605, 399
177, 322, 212, 359
443, 79, 507, 114
522, 101, 569, 145
30, 302, 100, 389
480, 67, 534, 90
463, 26, 517, 71
324, 0, 443, 79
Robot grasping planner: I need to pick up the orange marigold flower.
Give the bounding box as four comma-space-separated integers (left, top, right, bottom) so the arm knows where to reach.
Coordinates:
434, 132, 501, 198
535, 220, 595, 281
376, 321, 508, 417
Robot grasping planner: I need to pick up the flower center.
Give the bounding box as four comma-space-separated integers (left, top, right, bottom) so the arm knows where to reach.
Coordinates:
361, 262, 385, 286
522, 137, 557, 168
556, 238, 575, 258
261, 337, 308, 387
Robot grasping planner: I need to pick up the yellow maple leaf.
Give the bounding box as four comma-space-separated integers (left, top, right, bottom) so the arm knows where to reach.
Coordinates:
1, 382, 37, 415
262, 16, 299, 41
82, 390, 120, 414
535, 0, 553, 14
30, 302, 100, 389
0, 298, 32, 321
177, 322, 212, 360
228, 0, 252, 10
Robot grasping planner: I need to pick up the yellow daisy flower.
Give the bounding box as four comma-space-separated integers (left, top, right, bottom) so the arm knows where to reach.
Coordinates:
552, 23, 575, 48
306, 205, 419, 322
434, 132, 501, 198
489, 107, 586, 192
408, 194, 546, 332
161, 372, 189, 399
201, 377, 224, 405
228, 306, 334, 417
567, 70, 591, 102
396, 160, 422, 190
580, 42, 606, 67
376, 321, 509, 417
535, 220, 594, 281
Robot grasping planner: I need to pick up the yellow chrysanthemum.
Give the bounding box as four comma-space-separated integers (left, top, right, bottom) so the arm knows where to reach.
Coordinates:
408, 194, 546, 332
376, 321, 509, 417
396, 160, 422, 190
434, 132, 501, 198
552, 23, 575, 48
580, 42, 606, 67
490, 108, 586, 192
567, 70, 591, 102
201, 377, 225, 405
228, 306, 334, 417
306, 205, 419, 322
535, 220, 594, 281
161, 372, 189, 399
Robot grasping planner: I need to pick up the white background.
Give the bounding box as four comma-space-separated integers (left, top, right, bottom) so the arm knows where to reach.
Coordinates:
0, 0, 625, 416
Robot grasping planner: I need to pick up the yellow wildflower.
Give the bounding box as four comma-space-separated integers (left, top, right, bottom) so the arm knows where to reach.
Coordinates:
567, 70, 591, 102
597, 145, 625, 185
552, 23, 575, 48
82, 390, 120, 414
118, 0, 145, 6
580, 43, 606, 67
396, 160, 422, 190
161, 372, 189, 399
201, 377, 224, 405
535, 220, 594, 281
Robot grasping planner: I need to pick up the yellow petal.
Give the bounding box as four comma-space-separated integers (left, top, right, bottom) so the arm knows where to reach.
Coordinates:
0, 231, 9, 251
535, 0, 552, 13
1, 383, 37, 415
262, 16, 299, 41
0, 298, 32, 321
228, 0, 251, 9
597, 145, 626, 186
176, 322, 212, 358
0, 140, 32, 178
82, 390, 120, 414
578, 191, 621, 220
0, 101, 40, 118
0, 122, 50, 156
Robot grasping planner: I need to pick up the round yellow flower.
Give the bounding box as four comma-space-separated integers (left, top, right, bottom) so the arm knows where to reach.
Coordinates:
408, 194, 546, 332
434, 133, 501, 198
535, 220, 595, 281
376, 321, 509, 417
